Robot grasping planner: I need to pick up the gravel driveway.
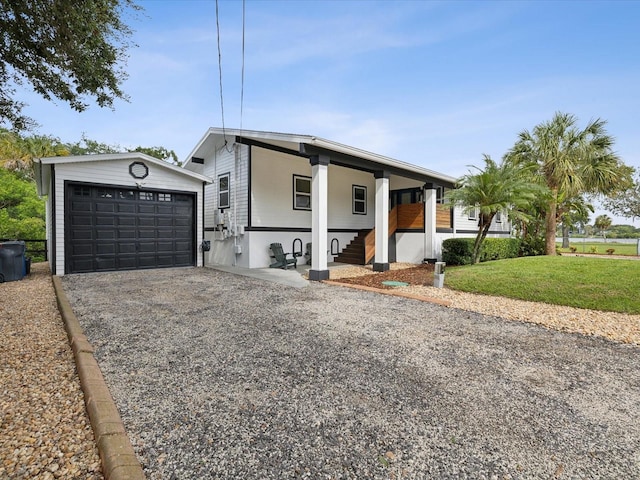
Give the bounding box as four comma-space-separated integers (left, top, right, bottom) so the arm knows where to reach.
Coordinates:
61, 267, 640, 479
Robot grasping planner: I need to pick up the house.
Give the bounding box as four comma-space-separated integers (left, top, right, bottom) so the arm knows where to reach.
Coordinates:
183, 128, 510, 280
34, 129, 510, 278
34, 152, 211, 275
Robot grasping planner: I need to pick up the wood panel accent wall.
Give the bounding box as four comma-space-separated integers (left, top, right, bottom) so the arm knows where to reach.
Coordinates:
397, 203, 424, 229
436, 204, 453, 229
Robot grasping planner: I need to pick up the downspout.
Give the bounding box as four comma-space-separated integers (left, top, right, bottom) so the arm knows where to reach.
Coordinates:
233, 142, 239, 266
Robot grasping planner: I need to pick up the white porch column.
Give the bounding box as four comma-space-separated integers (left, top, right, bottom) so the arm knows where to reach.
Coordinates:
373, 171, 390, 272
309, 154, 330, 281
424, 183, 437, 261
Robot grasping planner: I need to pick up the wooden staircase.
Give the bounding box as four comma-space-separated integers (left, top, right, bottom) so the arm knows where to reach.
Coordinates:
334, 206, 398, 265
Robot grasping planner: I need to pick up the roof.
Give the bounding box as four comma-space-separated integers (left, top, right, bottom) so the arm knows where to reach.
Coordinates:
34, 152, 211, 196
184, 128, 458, 186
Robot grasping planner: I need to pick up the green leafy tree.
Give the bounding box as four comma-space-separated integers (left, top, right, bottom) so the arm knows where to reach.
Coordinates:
508, 112, 631, 256
67, 134, 180, 165
602, 173, 640, 221
0, 0, 141, 130
0, 167, 45, 240
446, 155, 541, 264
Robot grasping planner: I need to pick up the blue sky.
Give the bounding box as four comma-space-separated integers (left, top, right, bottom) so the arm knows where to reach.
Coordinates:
21, 0, 640, 222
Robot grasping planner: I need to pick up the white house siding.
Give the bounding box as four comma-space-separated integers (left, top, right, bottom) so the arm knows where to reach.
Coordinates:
453, 207, 511, 235
395, 232, 425, 264
51, 159, 205, 275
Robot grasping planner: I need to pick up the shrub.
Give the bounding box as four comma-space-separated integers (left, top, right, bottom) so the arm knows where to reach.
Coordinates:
442, 238, 521, 265
569, 246, 577, 253
481, 238, 521, 262
519, 236, 546, 257
442, 238, 474, 265
606, 248, 615, 255
590, 246, 598, 254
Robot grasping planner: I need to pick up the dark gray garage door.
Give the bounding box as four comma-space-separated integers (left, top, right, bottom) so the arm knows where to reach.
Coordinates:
65, 183, 195, 274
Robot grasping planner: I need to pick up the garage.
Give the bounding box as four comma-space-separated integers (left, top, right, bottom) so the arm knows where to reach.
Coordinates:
65, 183, 195, 273
34, 152, 211, 276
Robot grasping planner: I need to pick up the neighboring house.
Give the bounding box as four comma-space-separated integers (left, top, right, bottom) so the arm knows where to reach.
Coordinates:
34, 152, 211, 275
183, 128, 510, 280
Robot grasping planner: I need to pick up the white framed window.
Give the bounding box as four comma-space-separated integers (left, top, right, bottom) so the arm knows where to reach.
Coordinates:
293, 175, 311, 210
496, 210, 502, 223
468, 206, 479, 221
352, 185, 367, 215
218, 173, 230, 209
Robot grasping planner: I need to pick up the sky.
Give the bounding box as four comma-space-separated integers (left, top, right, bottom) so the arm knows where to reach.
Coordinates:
19, 0, 640, 224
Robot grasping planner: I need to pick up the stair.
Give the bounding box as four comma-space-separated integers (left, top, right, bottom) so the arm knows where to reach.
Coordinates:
334, 229, 369, 265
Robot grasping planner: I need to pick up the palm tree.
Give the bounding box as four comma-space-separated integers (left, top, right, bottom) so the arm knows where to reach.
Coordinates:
559, 196, 593, 248
594, 214, 612, 241
446, 155, 540, 264
0, 129, 69, 178
508, 112, 630, 255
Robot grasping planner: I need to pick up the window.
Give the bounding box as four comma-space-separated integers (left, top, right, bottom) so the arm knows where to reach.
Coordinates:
496, 210, 502, 223
158, 193, 172, 202
293, 175, 311, 210
73, 186, 91, 197
436, 186, 444, 204
219, 173, 230, 209
139, 192, 154, 201
468, 206, 478, 221
118, 190, 134, 200
352, 185, 367, 215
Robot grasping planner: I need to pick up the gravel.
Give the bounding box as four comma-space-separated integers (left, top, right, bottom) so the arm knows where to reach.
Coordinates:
328, 264, 640, 346
61, 266, 640, 479
0, 263, 103, 480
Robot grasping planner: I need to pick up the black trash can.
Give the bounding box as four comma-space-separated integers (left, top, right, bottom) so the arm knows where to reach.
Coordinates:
0, 241, 26, 283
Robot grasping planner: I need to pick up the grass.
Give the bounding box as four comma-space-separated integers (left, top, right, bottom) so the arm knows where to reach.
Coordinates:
445, 256, 640, 314
557, 241, 639, 256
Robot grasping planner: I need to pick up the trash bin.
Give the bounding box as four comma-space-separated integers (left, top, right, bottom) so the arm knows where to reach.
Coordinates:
0, 241, 26, 283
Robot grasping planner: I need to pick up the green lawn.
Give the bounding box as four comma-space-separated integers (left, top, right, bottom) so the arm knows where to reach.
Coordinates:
557, 241, 639, 256
445, 256, 640, 314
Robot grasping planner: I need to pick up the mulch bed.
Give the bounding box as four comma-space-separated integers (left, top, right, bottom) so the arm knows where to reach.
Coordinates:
337, 263, 435, 288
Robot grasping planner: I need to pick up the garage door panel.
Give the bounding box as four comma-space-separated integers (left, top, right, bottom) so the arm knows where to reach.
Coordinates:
71, 243, 93, 256
96, 229, 116, 240
138, 229, 156, 238
117, 216, 136, 226
96, 216, 116, 226
71, 201, 92, 212
157, 241, 174, 252
117, 257, 137, 269
95, 257, 117, 270
66, 183, 195, 274
95, 203, 115, 212
119, 242, 137, 254
96, 243, 116, 255
156, 217, 173, 226
117, 229, 136, 239
138, 204, 156, 214
72, 215, 93, 226
117, 203, 136, 214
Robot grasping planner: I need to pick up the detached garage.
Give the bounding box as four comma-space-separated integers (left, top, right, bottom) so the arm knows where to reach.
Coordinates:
35, 153, 211, 275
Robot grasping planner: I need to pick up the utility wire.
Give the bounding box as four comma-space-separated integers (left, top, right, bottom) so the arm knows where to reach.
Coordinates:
215, 0, 232, 151
239, 0, 245, 137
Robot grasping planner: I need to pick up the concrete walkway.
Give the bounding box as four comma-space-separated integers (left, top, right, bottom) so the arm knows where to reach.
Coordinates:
207, 262, 363, 288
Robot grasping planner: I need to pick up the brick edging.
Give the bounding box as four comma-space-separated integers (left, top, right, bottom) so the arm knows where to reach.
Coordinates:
322, 280, 452, 307
51, 276, 145, 480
